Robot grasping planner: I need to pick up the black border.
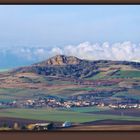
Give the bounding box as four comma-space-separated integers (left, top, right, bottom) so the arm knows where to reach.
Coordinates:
0, 2, 140, 140
0, 0, 139, 4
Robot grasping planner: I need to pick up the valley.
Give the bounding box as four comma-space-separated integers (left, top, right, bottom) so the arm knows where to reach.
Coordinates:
0, 55, 140, 131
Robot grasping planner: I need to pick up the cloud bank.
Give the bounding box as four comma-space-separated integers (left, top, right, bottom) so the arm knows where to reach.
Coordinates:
60, 41, 140, 62
0, 41, 140, 68
43, 41, 140, 62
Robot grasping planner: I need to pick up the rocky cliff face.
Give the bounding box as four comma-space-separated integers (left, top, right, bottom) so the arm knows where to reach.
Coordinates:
35, 55, 81, 66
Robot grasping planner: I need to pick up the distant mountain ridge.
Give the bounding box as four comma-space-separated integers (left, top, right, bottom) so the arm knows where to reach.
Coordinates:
11, 55, 140, 79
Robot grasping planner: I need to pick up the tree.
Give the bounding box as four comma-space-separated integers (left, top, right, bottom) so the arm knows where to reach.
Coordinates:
3, 122, 8, 128
21, 125, 27, 130
47, 122, 54, 130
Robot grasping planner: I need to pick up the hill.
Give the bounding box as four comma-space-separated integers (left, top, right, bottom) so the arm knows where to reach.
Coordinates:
0, 55, 140, 127
11, 55, 140, 79
0, 55, 140, 104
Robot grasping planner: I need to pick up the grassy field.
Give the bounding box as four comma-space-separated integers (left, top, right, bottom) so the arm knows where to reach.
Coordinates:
111, 70, 140, 78
113, 91, 140, 100
86, 71, 107, 80
61, 125, 140, 131
21, 76, 75, 85
0, 108, 140, 123
0, 88, 51, 100
65, 87, 95, 91
64, 106, 110, 113
86, 70, 140, 80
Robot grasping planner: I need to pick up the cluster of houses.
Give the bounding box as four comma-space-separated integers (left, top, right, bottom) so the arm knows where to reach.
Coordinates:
20, 96, 140, 109
0, 95, 140, 110
23, 98, 94, 109
109, 103, 140, 109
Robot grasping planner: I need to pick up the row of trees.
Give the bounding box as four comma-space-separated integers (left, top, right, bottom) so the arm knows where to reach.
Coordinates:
1, 122, 26, 130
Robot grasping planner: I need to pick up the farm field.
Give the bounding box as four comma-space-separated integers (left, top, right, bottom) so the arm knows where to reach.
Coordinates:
1, 3, 140, 132
87, 108, 140, 117
0, 108, 140, 123
60, 124, 140, 131
0, 55, 140, 130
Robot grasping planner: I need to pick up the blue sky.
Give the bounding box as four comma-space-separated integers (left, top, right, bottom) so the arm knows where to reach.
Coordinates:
0, 5, 140, 46
0, 5, 140, 68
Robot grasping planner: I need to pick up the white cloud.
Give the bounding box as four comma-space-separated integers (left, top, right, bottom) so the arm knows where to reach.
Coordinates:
33, 48, 47, 59
59, 41, 140, 62
51, 47, 63, 56
0, 41, 140, 62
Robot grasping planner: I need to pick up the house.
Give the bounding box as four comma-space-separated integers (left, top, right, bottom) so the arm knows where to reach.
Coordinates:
27, 123, 53, 131
109, 104, 118, 108
62, 121, 72, 128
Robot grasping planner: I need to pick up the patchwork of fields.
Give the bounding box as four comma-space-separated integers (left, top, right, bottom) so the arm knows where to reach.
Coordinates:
0, 56, 140, 130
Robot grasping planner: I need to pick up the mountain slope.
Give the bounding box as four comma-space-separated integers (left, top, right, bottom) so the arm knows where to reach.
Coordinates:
11, 55, 140, 79
0, 55, 140, 106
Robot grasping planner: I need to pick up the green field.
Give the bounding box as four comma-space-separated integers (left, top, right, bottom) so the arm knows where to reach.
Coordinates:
86, 71, 107, 80
111, 70, 140, 78
0, 88, 51, 100
20, 76, 75, 85
113, 91, 140, 100
65, 87, 95, 91
64, 106, 110, 113
86, 70, 140, 80
0, 108, 140, 123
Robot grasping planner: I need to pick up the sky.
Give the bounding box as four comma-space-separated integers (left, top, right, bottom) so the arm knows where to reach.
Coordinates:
0, 5, 140, 68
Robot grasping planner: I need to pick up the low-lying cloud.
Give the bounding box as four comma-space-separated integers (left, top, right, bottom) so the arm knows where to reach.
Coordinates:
50, 41, 140, 62
0, 41, 140, 67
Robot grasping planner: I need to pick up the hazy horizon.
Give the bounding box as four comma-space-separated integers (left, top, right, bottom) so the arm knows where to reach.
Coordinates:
0, 5, 140, 68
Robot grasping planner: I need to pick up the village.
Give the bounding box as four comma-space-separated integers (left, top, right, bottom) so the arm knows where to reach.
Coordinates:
0, 95, 140, 131
0, 95, 140, 110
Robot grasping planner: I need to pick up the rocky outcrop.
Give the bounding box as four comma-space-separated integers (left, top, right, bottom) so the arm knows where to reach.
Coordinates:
35, 55, 81, 66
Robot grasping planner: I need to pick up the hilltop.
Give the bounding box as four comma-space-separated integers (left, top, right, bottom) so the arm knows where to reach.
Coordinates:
11, 55, 140, 79
34, 55, 81, 66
